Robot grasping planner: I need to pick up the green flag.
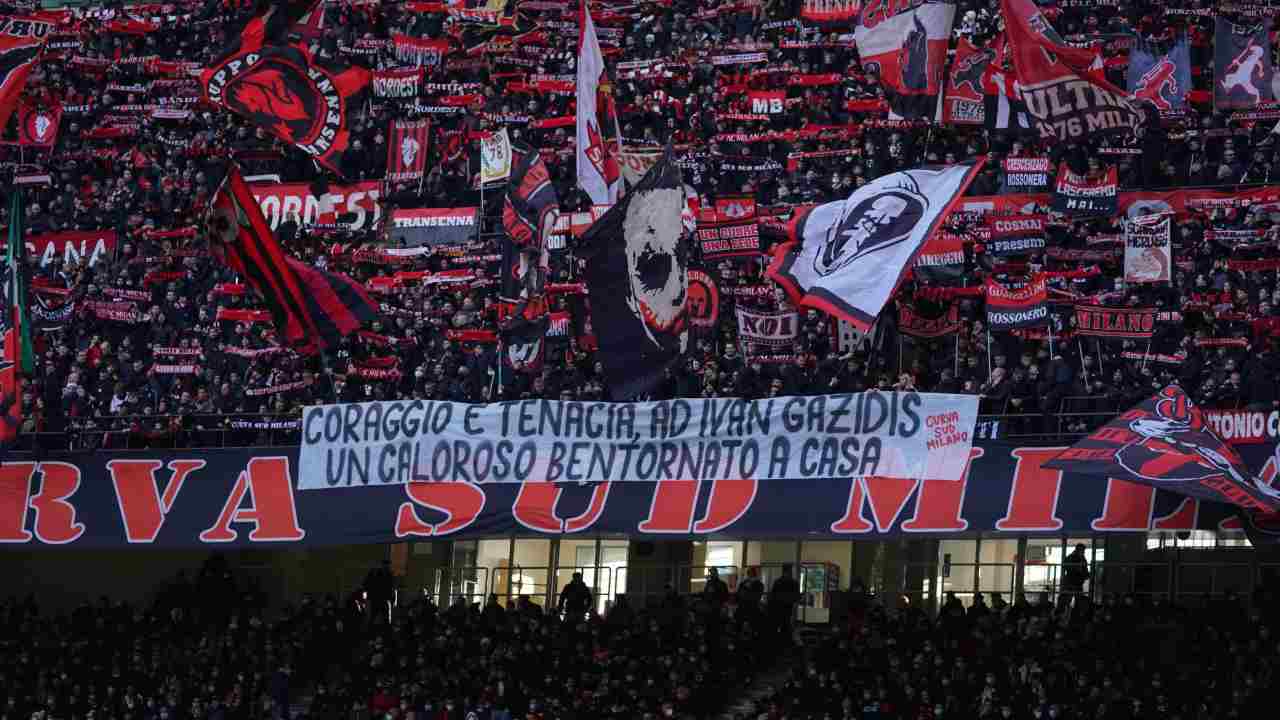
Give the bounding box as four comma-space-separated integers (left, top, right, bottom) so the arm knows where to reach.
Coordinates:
7, 191, 33, 375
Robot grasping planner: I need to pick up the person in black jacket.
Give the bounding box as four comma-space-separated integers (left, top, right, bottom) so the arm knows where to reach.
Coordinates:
769, 566, 800, 640
362, 560, 394, 623
557, 571, 592, 622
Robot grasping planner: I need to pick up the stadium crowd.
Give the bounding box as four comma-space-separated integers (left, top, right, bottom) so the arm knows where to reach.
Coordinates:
0, 560, 776, 720
5, 557, 1278, 720
2, 0, 1280, 450
754, 587, 1280, 720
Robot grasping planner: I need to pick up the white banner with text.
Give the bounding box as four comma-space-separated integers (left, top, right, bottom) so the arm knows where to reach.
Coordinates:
298, 393, 980, 489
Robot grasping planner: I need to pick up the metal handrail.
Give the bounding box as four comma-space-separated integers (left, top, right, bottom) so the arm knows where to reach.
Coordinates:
15, 411, 1128, 451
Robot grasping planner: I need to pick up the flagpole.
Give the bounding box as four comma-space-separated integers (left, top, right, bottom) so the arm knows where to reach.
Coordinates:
1047, 320, 1055, 358
954, 332, 960, 377
1142, 339, 1152, 373
986, 327, 992, 378
1078, 338, 1089, 387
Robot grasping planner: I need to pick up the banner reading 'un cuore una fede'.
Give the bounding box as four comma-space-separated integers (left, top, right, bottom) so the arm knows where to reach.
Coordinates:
298, 393, 981, 490
4, 439, 1280, 548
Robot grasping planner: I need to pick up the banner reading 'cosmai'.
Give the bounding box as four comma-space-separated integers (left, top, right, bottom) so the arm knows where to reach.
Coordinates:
298, 393, 980, 490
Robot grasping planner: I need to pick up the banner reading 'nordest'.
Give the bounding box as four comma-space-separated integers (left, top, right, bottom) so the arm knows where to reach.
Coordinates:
298, 393, 981, 490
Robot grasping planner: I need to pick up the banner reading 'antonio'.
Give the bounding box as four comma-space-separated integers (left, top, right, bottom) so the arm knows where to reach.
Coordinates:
297, 392, 981, 490
1052, 164, 1118, 218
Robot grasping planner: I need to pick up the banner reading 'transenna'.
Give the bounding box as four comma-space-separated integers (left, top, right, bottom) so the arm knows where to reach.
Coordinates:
298, 393, 980, 490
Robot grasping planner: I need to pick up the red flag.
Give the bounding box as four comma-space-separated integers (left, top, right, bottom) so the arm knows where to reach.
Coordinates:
386, 118, 430, 182
17, 102, 60, 147
201, 6, 371, 176
0, 17, 54, 132
999, 0, 1143, 142
1045, 385, 1280, 513
207, 165, 378, 354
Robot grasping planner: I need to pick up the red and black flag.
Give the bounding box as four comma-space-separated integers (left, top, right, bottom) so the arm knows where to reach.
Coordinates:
17, 101, 60, 147
502, 141, 559, 249
1000, 0, 1142, 142
207, 165, 378, 354
0, 15, 54, 132
201, 3, 370, 176
1046, 385, 1280, 513
386, 118, 430, 182
499, 141, 558, 374
853, 1, 955, 119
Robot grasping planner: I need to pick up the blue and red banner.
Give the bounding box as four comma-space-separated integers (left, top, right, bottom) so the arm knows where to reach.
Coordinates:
2, 437, 1280, 548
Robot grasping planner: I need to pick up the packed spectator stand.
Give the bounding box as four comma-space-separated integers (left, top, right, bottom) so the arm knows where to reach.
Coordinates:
5, 0, 1280, 451
7, 2, 1280, 718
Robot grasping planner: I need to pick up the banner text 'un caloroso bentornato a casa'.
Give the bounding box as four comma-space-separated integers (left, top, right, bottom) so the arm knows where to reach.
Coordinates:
297, 393, 979, 490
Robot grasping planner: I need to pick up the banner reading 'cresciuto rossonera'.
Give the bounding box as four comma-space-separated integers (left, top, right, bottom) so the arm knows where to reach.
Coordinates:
297, 393, 980, 490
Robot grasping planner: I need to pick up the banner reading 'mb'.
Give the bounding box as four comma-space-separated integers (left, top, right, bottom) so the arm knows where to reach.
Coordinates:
297, 393, 981, 489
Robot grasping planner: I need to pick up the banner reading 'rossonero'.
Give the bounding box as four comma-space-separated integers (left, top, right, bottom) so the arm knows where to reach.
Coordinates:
297, 393, 981, 489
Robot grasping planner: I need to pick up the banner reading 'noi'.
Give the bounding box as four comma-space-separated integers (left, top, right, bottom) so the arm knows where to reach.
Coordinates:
298, 393, 980, 490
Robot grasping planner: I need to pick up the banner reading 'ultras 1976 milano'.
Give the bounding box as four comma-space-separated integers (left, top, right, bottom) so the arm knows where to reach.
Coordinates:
297, 393, 980, 490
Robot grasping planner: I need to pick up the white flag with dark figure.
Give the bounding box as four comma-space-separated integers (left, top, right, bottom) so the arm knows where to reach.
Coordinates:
767, 161, 985, 331
576, 0, 623, 204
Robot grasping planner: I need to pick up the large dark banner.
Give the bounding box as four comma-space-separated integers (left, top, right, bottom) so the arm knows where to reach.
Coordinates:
1214, 18, 1274, 111
3, 439, 1277, 548
582, 149, 688, 400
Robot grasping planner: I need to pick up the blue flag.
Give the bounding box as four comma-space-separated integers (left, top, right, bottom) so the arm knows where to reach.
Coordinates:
1127, 35, 1191, 113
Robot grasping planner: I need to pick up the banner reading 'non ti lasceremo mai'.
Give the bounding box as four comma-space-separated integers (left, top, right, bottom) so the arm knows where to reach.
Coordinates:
298, 393, 980, 490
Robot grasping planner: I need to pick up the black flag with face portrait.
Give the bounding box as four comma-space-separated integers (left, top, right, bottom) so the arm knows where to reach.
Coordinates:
580, 147, 689, 400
